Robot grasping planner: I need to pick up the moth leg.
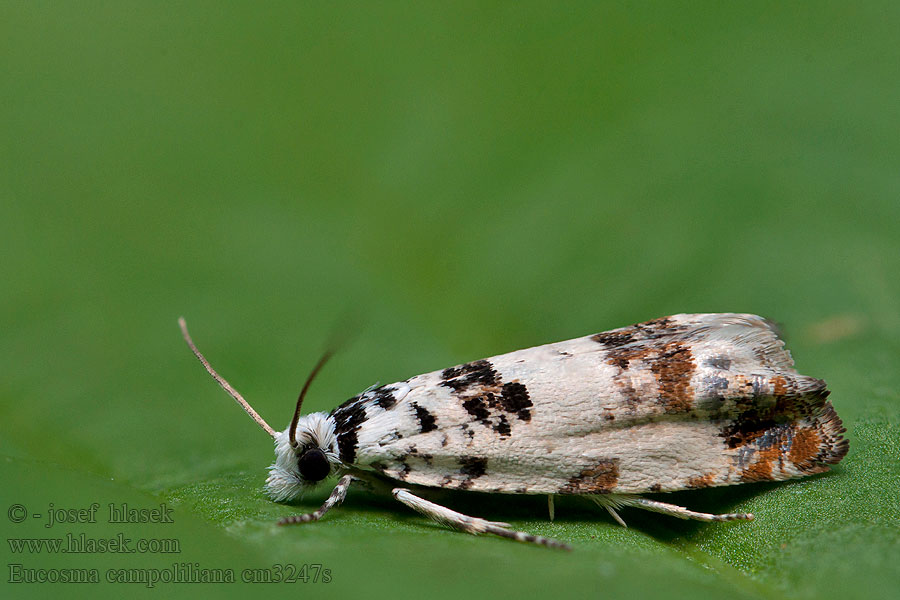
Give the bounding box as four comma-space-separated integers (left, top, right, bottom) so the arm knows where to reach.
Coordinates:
278, 474, 354, 525
590, 495, 629, 527
622, 497, 754, 522
547, 494, 555, 522
392, 488, 571, 551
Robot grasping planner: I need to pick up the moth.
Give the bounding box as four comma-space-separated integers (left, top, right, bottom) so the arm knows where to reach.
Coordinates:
179, 314, 847, 550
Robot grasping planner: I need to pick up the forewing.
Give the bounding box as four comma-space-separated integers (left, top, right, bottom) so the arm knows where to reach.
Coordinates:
333, 314, 847, 494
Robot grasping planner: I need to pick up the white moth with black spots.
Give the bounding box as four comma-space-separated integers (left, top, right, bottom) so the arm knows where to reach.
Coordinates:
179, 314, 848, 550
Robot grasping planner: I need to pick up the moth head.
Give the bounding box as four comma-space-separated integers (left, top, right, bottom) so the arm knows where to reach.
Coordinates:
178, 318, 342, 503
266, 413, 341, 501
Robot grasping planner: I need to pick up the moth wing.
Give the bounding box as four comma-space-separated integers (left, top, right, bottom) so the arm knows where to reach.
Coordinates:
334, 314, 846, 494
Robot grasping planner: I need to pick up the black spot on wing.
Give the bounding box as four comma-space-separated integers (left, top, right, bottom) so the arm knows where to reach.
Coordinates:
440, 359, 498, 392
411, 402, 437, 433
370, 385, 397, 410
493, 414, 511, 437
592, 317, 690, 350
500, 382, 532, 421
330, 397, 367, 464
460, 456, 487, 477
462, 396, 490, 423
591, 330, 636, 347
458, 456, 487, 490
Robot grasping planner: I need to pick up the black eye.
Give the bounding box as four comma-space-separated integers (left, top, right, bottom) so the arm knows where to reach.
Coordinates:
297, 448, 330, 482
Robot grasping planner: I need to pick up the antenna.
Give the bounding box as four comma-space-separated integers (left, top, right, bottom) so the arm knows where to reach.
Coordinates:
287, 349, 334, 448
179, 317, 277, 438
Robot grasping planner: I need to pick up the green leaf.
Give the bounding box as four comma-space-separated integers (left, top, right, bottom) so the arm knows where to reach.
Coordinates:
2, 2, 898, 599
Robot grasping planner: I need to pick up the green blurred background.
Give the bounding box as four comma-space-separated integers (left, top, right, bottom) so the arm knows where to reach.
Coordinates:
2, 2, 898, 598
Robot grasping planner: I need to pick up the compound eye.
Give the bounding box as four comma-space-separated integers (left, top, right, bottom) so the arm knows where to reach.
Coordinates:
297, 448, 330, 482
